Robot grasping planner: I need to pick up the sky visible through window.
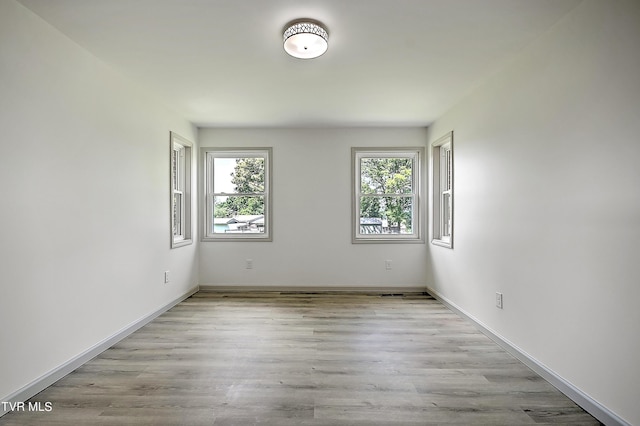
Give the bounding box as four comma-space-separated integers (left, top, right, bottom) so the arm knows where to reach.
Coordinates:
214, 158, 236, 196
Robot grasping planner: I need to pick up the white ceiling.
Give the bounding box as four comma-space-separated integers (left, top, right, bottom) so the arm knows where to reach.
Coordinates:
18, 0, 581, 127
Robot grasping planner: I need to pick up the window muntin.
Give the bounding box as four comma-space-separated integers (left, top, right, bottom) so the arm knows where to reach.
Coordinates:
203, 148, 272, 241
432, 132, 453, 248
353, 148, 424, 243
170, 132, 193, 248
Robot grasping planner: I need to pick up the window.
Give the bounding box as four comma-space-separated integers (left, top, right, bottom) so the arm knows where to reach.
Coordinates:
432, 131, 453, 248
202, 147, 272, 242
170, 132, 193, 248
352, 147, 424, 243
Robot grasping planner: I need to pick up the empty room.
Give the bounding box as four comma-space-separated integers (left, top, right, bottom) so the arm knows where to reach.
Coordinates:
1, 0, 638, 425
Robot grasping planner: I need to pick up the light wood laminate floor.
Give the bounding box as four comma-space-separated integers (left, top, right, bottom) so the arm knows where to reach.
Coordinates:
1, 292, 601, 425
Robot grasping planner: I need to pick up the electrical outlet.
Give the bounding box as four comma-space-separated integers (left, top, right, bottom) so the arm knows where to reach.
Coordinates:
496, 292, 503, 309
246, 259, 253, 269
385, 260, 392, 270
164, 271, 170, 284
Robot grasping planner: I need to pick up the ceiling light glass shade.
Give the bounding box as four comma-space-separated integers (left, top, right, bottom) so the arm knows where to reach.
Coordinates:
283, 21, 328, 59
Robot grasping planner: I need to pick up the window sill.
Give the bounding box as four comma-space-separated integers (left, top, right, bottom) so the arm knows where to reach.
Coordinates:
202, 235, 272, 243
171, 238, 193, 249
431, 238, 452, 249
353, 235, 424, 244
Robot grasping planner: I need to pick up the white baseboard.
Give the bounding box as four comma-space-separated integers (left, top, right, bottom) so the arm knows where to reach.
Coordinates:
199, 284, 428, 294
425, 285, 629, 426
0, 285, 199, 418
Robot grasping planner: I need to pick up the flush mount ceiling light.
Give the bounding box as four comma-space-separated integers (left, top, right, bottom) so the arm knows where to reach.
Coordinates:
283, 19, 328, 59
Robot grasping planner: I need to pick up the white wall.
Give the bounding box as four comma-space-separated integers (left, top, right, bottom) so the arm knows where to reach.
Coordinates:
199, 127, 429, 289
427, 0, 640, 424
0, 0, 198, 404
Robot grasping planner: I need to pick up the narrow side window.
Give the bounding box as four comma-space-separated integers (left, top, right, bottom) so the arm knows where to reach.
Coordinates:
432, 131, 453, 248
170, 132, 193, 248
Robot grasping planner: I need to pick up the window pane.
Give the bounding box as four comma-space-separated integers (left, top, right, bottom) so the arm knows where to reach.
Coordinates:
445, 148, 452, 191
173, 192, 182, 237
172, 149, 179, 190
442, 192, 451, 237
213, 195, 265, 234
360, 158, 413, 194
214, 157, 265, 194
360, 196, 413, 234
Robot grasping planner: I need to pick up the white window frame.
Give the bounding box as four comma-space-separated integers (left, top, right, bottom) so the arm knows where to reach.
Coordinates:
170, 132, 193, 248
352, 147, 425, 244
431, 131, 453, 248
201, 147, 272, 242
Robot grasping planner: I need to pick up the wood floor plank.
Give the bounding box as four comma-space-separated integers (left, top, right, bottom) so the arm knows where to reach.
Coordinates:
0, 292, 601, 425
